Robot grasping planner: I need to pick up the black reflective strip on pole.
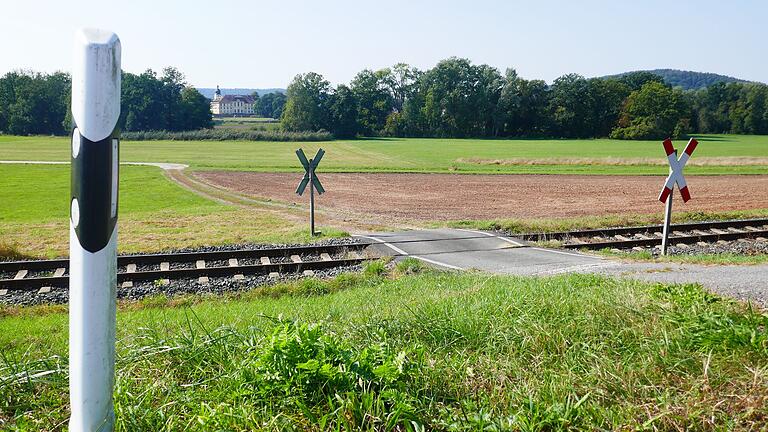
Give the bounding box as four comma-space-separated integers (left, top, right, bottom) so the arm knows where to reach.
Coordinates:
71, 128, 119, 253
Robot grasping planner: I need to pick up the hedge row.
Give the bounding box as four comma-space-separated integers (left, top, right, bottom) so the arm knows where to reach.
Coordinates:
121, 129, 333, 142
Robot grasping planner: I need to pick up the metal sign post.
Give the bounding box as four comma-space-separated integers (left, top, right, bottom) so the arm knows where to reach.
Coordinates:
69, 28, 121, 432
658, 138, 698, 255
660, 151, 675, 255
295, 148, 325, 236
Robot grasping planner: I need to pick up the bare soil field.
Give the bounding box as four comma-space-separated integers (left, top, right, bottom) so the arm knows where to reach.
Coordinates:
194, 172, 768, 222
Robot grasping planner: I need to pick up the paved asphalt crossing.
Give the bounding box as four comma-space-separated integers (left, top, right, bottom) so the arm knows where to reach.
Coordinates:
357, 228, 768, 306
356, 229, 616, 275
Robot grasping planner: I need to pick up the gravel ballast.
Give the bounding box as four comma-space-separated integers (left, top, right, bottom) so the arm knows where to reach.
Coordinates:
1, 264, 363, 307
0, 238, 368, 307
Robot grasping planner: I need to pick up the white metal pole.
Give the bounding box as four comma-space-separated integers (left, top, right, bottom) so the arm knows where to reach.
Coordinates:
661, 150, 675, 256
69, 28, 121, 432
661, 188, 673, 255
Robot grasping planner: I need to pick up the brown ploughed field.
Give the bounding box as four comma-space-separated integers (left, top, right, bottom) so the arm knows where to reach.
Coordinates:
194, 172, 768, 222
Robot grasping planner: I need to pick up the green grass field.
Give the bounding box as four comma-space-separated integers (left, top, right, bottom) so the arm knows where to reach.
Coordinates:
1, 134, 767, 175
0, 164, 215, 223
0, 164, 341, 257
1, 265, 766, 430
1, 133, 767, 255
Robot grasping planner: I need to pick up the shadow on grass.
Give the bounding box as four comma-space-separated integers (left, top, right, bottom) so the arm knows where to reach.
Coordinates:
694, 135, 737, 142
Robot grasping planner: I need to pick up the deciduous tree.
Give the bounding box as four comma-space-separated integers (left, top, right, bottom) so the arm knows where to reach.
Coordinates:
281, 73, 332, 132
610, 81, 690, 139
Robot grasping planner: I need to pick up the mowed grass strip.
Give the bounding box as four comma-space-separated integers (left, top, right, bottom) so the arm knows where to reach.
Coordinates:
0, 265, 766, 430
449, 209, 768, 234
0, 164, 342, 257
599, 249, 768, 265
2, 134, 768, 175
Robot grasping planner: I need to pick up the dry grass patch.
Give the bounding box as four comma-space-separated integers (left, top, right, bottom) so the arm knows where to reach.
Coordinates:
450, 209, 768, 234
0, 242, 35, 260
0, 208, 345, 258
457, 156, 768, 166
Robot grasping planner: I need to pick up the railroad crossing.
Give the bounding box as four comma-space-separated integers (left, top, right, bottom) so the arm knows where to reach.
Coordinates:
357, 229, 611, 275
357, 228, 768, 306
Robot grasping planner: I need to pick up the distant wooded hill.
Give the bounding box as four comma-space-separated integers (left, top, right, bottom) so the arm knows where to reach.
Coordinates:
603, 69, 750, 90
197, 70, 750, 98
197, 88, 286, 99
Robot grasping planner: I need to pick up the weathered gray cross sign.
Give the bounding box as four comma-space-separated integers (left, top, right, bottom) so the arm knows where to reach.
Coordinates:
295, 148, 325, 235
295, 148, 325, 196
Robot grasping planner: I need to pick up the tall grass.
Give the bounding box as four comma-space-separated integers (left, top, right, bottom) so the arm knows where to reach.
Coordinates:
122, 129, 333, 142
1, 270, 766, 430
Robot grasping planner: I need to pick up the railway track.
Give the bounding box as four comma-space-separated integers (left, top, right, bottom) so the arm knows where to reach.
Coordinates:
517, 218, 768, 251
0, 242, 370, 293
3, 218, 766, 296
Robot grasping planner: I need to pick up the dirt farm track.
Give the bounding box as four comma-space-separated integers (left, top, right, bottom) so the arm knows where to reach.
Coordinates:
195, 172, 768, 222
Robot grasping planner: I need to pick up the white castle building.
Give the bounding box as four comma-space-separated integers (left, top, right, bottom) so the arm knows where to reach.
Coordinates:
210, 86, 256, 116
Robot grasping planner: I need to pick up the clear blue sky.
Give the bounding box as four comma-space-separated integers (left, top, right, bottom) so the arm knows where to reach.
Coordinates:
2, 0, 765, 88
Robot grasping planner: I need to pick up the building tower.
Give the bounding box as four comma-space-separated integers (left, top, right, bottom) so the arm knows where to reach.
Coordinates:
210, 85, 223, 116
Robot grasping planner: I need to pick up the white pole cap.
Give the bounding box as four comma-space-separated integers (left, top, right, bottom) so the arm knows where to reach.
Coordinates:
72, 28, 121, 142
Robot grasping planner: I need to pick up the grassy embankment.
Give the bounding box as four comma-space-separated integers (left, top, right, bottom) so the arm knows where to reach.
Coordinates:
0, 164, 343, 258
448, 208, 768, 234
598, 249, 768, 265
2, 134, 768, 175
1, 262, 766, 430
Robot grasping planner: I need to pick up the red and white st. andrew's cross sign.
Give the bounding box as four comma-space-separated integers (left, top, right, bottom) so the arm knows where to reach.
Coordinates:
658, 137, 698, 203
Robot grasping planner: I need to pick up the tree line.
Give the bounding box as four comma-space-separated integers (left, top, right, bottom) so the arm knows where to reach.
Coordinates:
281, 58, 768, 139
0, 67, 212, 136
2, 59, 766, 140
248, 91, 287, 119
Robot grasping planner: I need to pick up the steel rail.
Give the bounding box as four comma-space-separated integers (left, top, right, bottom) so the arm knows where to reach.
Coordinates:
560, 228, 768, 250
0, 243, 369, 273
0, 257, 367, 291
517, 218, 768, 242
